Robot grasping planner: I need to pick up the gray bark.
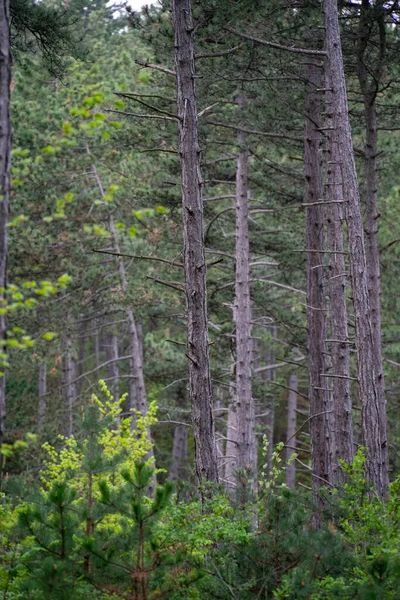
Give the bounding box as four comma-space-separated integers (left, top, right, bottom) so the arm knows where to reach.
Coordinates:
325, 0, 388, 495
108, 213, 151, 439
76, 319, 87, 398
324, 40, 354, 480
169, 424, 188, 481
0, 0, 11, 450
88, 149, 152, 446
264, 327, 276, 478
224, 372, 237, 489
357, 0, 389, 492
38, 363, 47, 433
105, 331, 120, 403
304, 52, 330, 492
285, 374, 298, 489
62, 325, 75, 438
234, 94, 256, 483
173, 0, 218, 483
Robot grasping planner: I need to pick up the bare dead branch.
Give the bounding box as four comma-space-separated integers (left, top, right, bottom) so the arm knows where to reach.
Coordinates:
92, 248, 184, 268
135, 59, 176, 76
207, 119, 303, 141
146, 276, 185, 293
105, 108, 179, 123
223, 26, 327, 56
195, 45, 242, 59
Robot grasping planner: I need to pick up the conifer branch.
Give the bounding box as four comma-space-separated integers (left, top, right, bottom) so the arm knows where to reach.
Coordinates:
135, 59, 176, 76
223, 27, 327, 56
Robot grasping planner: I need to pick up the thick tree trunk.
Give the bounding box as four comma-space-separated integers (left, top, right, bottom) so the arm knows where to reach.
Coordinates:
38, 363, 47, 433
285, 374, 298, 489
357, 0, 389, 492
0, 0, 11, 450
324, 44, 354, 481
234, 94, 256, 484
304, 53, 330, 492
173, 0, 218, 483
325, 0, 388, 495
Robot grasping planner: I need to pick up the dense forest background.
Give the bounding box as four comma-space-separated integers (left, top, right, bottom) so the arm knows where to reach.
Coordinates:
1, 0, 400, 597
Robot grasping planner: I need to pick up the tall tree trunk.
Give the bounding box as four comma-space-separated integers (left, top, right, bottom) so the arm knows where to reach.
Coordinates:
88, 150, 153, 452
324, 41, 354, 481
0, 0, 11, 450
62, 324, 75, 438
169, 424, 188, 481
324, 0, 388, 495
76, 318, 87, 398
107, 213, 152, 439
264, 327, 276, 478
234, 93, 256, 485
224, 368, 237, 490
285, 374, 298, 489
173, 0, 218, 483
357, 0, 389, 492
38, 363, 47, 433
105, 331, 120, 403
304, 52, 330, 494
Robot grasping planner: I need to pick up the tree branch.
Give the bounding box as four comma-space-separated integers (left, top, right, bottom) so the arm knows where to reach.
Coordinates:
223, 27, 327, 56
207, 119, 303, 141
135, 59, 176, 76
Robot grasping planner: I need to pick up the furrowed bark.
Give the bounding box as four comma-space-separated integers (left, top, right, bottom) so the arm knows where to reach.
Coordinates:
173, 0, 218, 483
285, 374, 298, 488
234, 93, 256, 486
0, 0, 11, 450
38, 363, 47, 433
324, 39, 354, 480
304, 52, 330, 495
324, 0, 388, 495
357, 0, 389, 492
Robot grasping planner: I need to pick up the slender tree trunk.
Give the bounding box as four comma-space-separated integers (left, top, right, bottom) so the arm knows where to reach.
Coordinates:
107, 213, 152, 447
304, 52, 330, 494
169, 424, 188, 481
105, 331, 120, 403
324, 41, 354, 481
325, 0, 388, 495
173, 0, 218, 483
38, 363, 47, 433
264, 327, 276, 478
62, 324, 75, 438
76, 318, 87, 398
224, 369, 237, 489
234, 93, 256, 485
214, 387, 225, 479
93, 317, 101, 368
357, 0, 389, 492
88, 149, 153, 449
285, 374, 298, 489
0, 0, 11, 450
